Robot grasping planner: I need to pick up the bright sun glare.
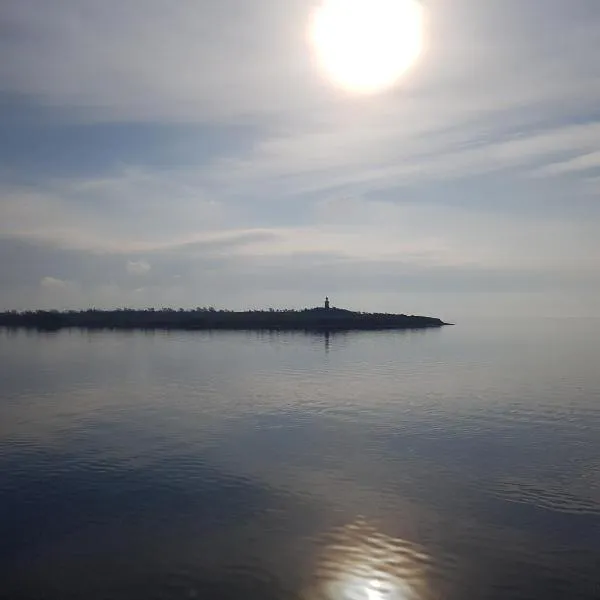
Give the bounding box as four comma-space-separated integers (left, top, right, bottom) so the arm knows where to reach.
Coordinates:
309, 0, 425, 93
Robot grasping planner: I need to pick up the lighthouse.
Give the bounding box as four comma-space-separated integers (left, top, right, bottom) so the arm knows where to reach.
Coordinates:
324, 296, 330, 310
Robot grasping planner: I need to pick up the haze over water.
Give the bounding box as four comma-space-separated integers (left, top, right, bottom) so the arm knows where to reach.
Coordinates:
1, 319, 599, 599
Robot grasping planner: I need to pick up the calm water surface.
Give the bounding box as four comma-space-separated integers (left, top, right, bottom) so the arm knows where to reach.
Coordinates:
0, 320, 599, 599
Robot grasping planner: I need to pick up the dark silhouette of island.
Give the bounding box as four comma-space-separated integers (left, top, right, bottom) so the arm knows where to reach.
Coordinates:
0, 298, 449, 332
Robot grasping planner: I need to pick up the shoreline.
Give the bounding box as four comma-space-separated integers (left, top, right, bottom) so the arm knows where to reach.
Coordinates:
0, 308, 449, 332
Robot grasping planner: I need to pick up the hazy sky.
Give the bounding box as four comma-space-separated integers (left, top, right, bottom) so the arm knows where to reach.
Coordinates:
1, 0, 599, 318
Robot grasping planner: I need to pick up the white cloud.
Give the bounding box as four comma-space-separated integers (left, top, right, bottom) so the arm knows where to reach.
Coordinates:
1, 0, 600, 315
1, 0, 599, 126
126, 260, 151, 275
0, 0, 322, 121
40, 276, 69, 288
2, 1, 600, 204
37, 276, 82, 309
199, 119, 600, 204
0, 169, 227, 252
532, 151, 600, 177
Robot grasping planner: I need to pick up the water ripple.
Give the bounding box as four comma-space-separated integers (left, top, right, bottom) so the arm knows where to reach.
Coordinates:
304, 518, 442, 600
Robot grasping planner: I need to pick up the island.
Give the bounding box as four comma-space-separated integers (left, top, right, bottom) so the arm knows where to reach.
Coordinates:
0, 298, 449, 332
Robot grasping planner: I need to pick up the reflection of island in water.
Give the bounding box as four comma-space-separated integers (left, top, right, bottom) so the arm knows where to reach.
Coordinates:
0, 298, 450, 332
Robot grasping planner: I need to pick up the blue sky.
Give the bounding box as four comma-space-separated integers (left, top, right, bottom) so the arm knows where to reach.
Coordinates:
1, 0, 599, 318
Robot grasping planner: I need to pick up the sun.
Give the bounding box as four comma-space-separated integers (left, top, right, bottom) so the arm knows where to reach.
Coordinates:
309, 0, 425, 94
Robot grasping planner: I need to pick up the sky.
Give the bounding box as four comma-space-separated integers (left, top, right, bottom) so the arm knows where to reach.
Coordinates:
1, 0, 599, 319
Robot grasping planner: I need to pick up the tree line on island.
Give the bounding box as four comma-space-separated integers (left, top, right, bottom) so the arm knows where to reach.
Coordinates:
0, 306, 448, 331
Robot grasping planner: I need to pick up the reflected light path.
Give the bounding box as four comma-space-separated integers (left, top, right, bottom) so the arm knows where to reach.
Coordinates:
305, 518, 432, 600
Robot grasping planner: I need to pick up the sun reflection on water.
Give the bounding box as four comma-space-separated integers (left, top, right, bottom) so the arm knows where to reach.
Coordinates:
305, 518, 432, 600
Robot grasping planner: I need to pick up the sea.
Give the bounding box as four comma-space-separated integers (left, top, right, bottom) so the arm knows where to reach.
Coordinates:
0, 318, 599, 599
